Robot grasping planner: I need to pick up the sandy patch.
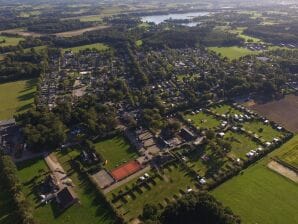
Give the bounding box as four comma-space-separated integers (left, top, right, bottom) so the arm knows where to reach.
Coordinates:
268, 160, 298, 183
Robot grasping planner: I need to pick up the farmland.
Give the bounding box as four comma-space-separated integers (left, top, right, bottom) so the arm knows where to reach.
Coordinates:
209, 46, 259, 60
0, 79, 36, 120
63, 43, 109, 53
212, 136, 298, 224
94, 135, 138, 171
0, 35, 24, 47
54, 25, 109, 37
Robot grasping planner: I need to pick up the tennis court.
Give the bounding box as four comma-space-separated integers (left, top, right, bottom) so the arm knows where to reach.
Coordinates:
111, 160, 142, 181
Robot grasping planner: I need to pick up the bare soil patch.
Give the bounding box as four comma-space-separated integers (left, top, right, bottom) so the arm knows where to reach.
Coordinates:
268, 160, 298, 183
246, 94, 298, 133
0, 28, 42, 37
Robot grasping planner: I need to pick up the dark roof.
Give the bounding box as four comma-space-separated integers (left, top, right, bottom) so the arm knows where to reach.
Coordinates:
56, 187, 78, 210
180, 128, 195, 141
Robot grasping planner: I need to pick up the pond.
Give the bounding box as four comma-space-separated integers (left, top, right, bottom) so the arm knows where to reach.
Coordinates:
141, 11, 210, 27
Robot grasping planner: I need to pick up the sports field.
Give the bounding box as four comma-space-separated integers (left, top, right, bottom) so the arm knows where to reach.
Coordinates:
63, 43, 109, 53
94, 135, 138, 171
212, 136, 298, 224
209, 46, 258, 60
185, 111, 220, 129
0, 35, 24, 47
0, 79, 36, 120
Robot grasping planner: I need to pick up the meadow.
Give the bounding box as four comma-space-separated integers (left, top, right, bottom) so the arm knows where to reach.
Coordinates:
94, 135, 138, 171
212, 135, 298, 224
185, 111, 220, 129
210, 104, 243, 116
63, 43, 109, 53
0, 79, 36, 120
0, 35, 24, 47
209, 46, 259, 60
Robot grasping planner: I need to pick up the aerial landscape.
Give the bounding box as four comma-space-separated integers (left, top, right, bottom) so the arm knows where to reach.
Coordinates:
0, 0, 297, 223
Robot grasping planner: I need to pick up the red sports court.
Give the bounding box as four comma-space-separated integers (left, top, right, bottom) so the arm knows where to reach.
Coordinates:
111, 160, 142, 181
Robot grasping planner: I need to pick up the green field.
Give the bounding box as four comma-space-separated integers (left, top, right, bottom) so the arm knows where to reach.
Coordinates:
224, 131, 260, 159
212, 136, 298, 224
185, 112, 220, 130
211, 104, 243, 116
276, 135, 298, 168
107, 164, 196, 221
232, 27, 263, 43
243, 121, 283, 142
17, 155, 116, 224
209, 46, 259, 60
79, 15, 102, 22
0, 79, 36, 120
63, 43, 109, 53
94, 135, 138, 171
0, 35, 24, 47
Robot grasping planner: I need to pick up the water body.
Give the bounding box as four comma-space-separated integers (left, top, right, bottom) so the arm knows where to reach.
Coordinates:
141, 11, 210, 27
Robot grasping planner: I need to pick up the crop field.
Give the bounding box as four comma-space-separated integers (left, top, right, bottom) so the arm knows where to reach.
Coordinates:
0, 35, 24, 47
246, 94, 298, 133
276, 135, 298, 169
94, 135, 138, 171
0, 79, 36, 121
107, 164, 196, 222
209, 46, 259, 60
63, 43, 109, 53
243, 121, 283, 142
185, 111, 220, 129
231, 27, 263, 43
17, 154, 116, 224
212, 136, 298, 224
210, 104, 243, 116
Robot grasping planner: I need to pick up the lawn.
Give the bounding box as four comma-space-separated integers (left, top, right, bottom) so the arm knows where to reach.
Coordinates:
0, 79, 36, 120
224, 131, 260, 159
94, 135, 138, 171
276, 135, 298, 168
17, 155, 116, 224
79, 15, 102, 22
209, 46, 259, 60
243, 121, 283, 142
0, 35, 24, 47
212, 135, 298, 224
185, 112, 220, 129
63, 43, 109, 53
107, 164, 196, 221
210, 104, 243, 116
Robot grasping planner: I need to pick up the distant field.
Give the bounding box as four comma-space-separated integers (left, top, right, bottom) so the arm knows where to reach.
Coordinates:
0, 79, 36, 121
0, 35, 24, 47
247, 94, 298, 133
63, 43, 109, 53
212, 136, 298, 224
0, 28, 41, 37
55, 25, 109, 37
17, 155, 115, 224
276, 135, 298, 169
94, 135, 138, 171
210, 104, 243, 115
209, 46, 259, 60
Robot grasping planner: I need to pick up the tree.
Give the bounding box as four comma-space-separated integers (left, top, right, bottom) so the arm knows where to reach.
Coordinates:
142, 204, 158, 221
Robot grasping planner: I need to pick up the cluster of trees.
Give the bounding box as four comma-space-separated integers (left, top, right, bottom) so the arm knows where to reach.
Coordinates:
0, 154, 36, 224
142, 192, 241, 224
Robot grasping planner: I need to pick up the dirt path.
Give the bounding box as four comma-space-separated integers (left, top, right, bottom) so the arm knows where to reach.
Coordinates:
103, 166, 151, 194
268, 160, 298, 183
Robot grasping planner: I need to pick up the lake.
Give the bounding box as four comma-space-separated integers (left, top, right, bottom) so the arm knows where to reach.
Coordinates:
141, 11, 210, 26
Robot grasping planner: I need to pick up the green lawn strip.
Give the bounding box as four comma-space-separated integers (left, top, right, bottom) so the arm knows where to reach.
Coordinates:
0, 35, 24, 47
242, 121, 283, 142
94, 135, 138, 171
63, 43, 109, 53
185, 112, 221, 129
210, 104, 243, 116
107, 164, 196, 221
224, 131, 260, 159
212, 135, 298, 224
208, 46, 259, 60
0, 79, 36, 120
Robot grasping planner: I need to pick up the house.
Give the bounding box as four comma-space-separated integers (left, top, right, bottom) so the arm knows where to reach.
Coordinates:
180, 128, 196, 141
56, 187, 78, 211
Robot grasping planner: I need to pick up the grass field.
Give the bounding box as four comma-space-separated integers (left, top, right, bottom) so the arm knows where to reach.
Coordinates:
243, 121, 283, 142
94, 135, 138, 171
185, 112, 220, 129
212, 135, 298, 224
211, 104, 243, 116
276, 135, 298, 168
0, 79, 36, 120
224, 131, 260, 159
17, 155, 116, 224
108, 164, 196, 221
63, 43, 109, 53
231, 27, 263, 43
209, 46, 258, 60
0, 35, 24, 47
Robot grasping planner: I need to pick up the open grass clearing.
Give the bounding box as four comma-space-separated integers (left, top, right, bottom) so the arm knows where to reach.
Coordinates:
107, 164, 196, 221
63, 43, 109, 53
210, 104, 243, 116
185, 111, 220, 130
17, 154, 116, 224
212, 136, 298, 224
55, 25, 109, 37
243, 121, 283, 142
94, 135, 138, 171
0, 35, 24, 47
0, 79, 36, 120
209, 46, 259, 60
275, 135, 298, 169
231, 27, 263, 43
